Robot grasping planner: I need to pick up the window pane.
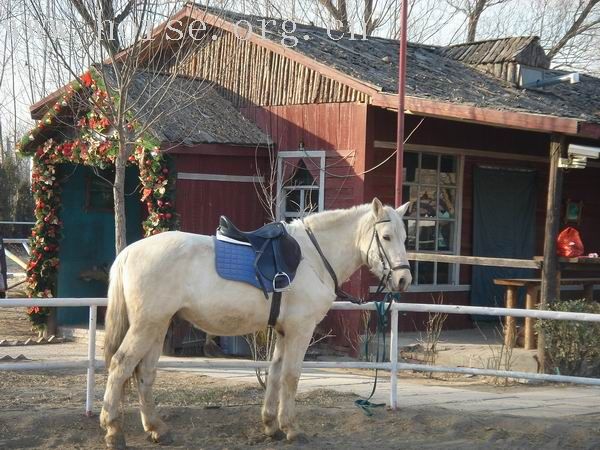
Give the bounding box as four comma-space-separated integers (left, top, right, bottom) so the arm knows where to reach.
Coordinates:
438, 187, 456, 219
285, 189, 301, 213
402, 185, 418, 216
419, 154, 438, 185
409, 261, 416, 284
304, 189, 319, 213
419, 186, 437, 218
437, 221, 455, 252
418, 262, 434, 284
437, 263, 452, 284
418, 220, 436, 251
405, 219, 417, 250
440, 156, 457, 185
404, 152, 418, 183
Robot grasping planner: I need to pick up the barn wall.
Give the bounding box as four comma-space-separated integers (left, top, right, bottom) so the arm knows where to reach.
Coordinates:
241, 103, 369, 209
172, 146, 271, 235
241, 102, 370, 347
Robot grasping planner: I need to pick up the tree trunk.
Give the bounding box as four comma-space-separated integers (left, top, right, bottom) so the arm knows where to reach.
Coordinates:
466, 0, 487, 43
113, 142, 127, 255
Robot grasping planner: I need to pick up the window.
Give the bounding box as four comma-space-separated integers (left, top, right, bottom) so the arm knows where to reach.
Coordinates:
85, 168, 114, 211
403, 151, 461, 285
277, 151, 325, 221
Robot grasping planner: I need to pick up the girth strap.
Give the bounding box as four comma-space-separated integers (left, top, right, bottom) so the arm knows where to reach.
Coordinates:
268, 291, 282, 327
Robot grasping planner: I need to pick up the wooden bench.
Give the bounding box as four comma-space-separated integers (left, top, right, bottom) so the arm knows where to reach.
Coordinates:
493, 278, 600, 350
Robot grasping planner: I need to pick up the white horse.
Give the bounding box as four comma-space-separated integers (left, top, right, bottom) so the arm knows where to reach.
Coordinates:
100, 198, 412, 448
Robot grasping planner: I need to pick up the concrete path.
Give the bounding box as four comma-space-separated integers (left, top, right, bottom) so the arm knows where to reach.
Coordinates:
3, 333, 600, 420
159, 365, 600, 419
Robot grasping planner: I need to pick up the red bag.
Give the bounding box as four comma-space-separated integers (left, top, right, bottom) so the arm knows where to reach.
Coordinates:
557, 227, 585, 257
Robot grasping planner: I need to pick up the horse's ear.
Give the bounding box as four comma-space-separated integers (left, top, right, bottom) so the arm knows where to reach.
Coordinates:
396, 202, 411, 217
371, 198, 384, 219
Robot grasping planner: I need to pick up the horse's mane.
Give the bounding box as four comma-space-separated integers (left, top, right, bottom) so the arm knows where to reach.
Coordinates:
293, 204, 373, 231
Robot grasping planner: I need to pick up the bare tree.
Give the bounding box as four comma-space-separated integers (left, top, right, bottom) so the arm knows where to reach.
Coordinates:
318, 0, 350, 31
538, 0, 600, 68
445, 0, 512, 42
23, 0, 221, 254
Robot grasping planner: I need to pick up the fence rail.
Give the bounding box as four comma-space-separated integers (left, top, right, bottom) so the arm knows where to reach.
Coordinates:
1, 298, 600, 415
407, 252, 541, 269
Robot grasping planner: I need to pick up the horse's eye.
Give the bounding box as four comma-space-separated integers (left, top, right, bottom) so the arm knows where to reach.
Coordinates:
382, 235, 391, 241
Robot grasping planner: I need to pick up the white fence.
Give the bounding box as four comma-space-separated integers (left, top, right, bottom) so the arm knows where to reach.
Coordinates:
2, 297, 600, 416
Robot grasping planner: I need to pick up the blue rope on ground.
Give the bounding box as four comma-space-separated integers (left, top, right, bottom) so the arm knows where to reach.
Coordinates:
354, 293, 399, 416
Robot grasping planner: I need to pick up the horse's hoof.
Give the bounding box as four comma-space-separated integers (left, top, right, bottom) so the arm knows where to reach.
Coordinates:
286, 431, 308, 444
148, 430, 173, 445
266, 430, 286, 441
105, 433, 126, 450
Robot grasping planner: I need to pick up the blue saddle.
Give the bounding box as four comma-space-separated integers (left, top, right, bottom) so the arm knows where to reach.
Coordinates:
214, 217, 302, 297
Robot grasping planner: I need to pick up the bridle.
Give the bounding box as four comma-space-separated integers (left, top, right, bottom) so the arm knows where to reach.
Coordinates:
366, 219, 412, 297
304, 218, 411, 304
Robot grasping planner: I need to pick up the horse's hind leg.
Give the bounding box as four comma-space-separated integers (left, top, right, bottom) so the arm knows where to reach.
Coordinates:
261, 331, 284, 437
101, 325, 157, 449
136, 333, 172, 444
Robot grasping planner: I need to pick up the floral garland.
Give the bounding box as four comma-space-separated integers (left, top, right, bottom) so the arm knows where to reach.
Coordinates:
18, 69, 177, 330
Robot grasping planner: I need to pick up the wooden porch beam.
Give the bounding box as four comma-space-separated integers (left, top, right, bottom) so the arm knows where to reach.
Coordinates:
538, 134, 565, 372
374, 93, 582, 136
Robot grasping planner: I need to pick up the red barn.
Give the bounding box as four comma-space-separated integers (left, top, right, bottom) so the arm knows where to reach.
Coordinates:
25, 4, 600, 353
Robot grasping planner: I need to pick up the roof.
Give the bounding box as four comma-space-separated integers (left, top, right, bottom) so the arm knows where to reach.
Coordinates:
193, 5, 600, 127
438, 36, 550, 68
26, 5, 600, 139
101, 66, 270, 147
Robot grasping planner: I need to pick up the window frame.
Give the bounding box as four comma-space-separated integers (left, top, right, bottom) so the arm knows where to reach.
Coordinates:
276, 150, 326, 221
403, 150, 464, 288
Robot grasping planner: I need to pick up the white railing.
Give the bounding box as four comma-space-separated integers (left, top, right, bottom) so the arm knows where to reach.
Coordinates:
2, 298, 600, 416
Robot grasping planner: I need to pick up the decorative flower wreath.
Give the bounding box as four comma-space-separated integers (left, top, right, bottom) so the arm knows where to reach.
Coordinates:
17, 68, 178, 329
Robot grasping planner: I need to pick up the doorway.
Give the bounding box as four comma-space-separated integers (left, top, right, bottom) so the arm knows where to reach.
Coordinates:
471, 166, 537, 315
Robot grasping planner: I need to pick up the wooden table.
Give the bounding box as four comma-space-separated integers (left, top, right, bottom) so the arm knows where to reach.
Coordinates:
493, 277, 600, 350
533, 256, 600, 272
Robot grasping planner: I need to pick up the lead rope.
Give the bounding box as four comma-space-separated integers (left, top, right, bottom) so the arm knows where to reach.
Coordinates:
354, 292, 399, 416
303, 223, 404, 415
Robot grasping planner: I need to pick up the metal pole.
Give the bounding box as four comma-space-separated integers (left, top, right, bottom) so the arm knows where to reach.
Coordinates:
389, 308, 399, 409
85, 305, 98, 416
394, 0, 408, 208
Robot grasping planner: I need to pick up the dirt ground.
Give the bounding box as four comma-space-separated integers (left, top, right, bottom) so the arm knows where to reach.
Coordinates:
1, 370, 600, 450
0, 307, 38, 341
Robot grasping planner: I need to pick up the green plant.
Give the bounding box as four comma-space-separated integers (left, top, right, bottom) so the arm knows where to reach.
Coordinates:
536, 299, 600, 377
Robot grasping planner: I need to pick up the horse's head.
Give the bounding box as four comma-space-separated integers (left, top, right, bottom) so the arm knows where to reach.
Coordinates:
360, 198, 413, 292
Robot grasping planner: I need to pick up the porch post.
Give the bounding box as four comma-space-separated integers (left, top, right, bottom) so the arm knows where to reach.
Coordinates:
394, 0, 408, 208
538, 134, 565, 371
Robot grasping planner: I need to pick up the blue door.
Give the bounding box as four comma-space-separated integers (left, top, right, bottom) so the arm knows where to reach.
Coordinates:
57, 164, 142, 325
471, 166, 537, 319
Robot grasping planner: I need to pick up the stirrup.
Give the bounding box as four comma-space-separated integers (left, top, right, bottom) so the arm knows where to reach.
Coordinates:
272, 272, 291, 293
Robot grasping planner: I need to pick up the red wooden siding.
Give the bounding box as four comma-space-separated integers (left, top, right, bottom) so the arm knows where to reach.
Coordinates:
241, 102, 370, 348
173, 149, 270, 235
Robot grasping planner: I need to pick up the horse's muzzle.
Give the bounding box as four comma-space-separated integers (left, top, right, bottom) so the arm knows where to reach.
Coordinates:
392, 267, 412, 292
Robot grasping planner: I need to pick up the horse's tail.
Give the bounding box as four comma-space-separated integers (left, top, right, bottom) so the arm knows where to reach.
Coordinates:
104, 249, 130, 368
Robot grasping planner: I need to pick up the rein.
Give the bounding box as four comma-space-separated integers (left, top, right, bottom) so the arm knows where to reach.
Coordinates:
304, 218, 410, 415
304, 219, 409, 303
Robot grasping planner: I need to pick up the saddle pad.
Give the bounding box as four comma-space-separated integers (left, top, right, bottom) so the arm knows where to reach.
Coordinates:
214, 237, 271, 292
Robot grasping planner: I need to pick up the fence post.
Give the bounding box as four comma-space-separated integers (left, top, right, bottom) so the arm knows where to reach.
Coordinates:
85, 305, 98, 416
389, 308, 399, 410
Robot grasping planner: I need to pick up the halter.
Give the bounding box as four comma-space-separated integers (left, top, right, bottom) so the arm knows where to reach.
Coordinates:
304, 218, 411, 304
366, 219, 412, 297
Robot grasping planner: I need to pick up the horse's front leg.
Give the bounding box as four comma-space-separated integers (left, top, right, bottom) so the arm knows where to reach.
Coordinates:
277, 324, 314, 441
261, 330, 284, 437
